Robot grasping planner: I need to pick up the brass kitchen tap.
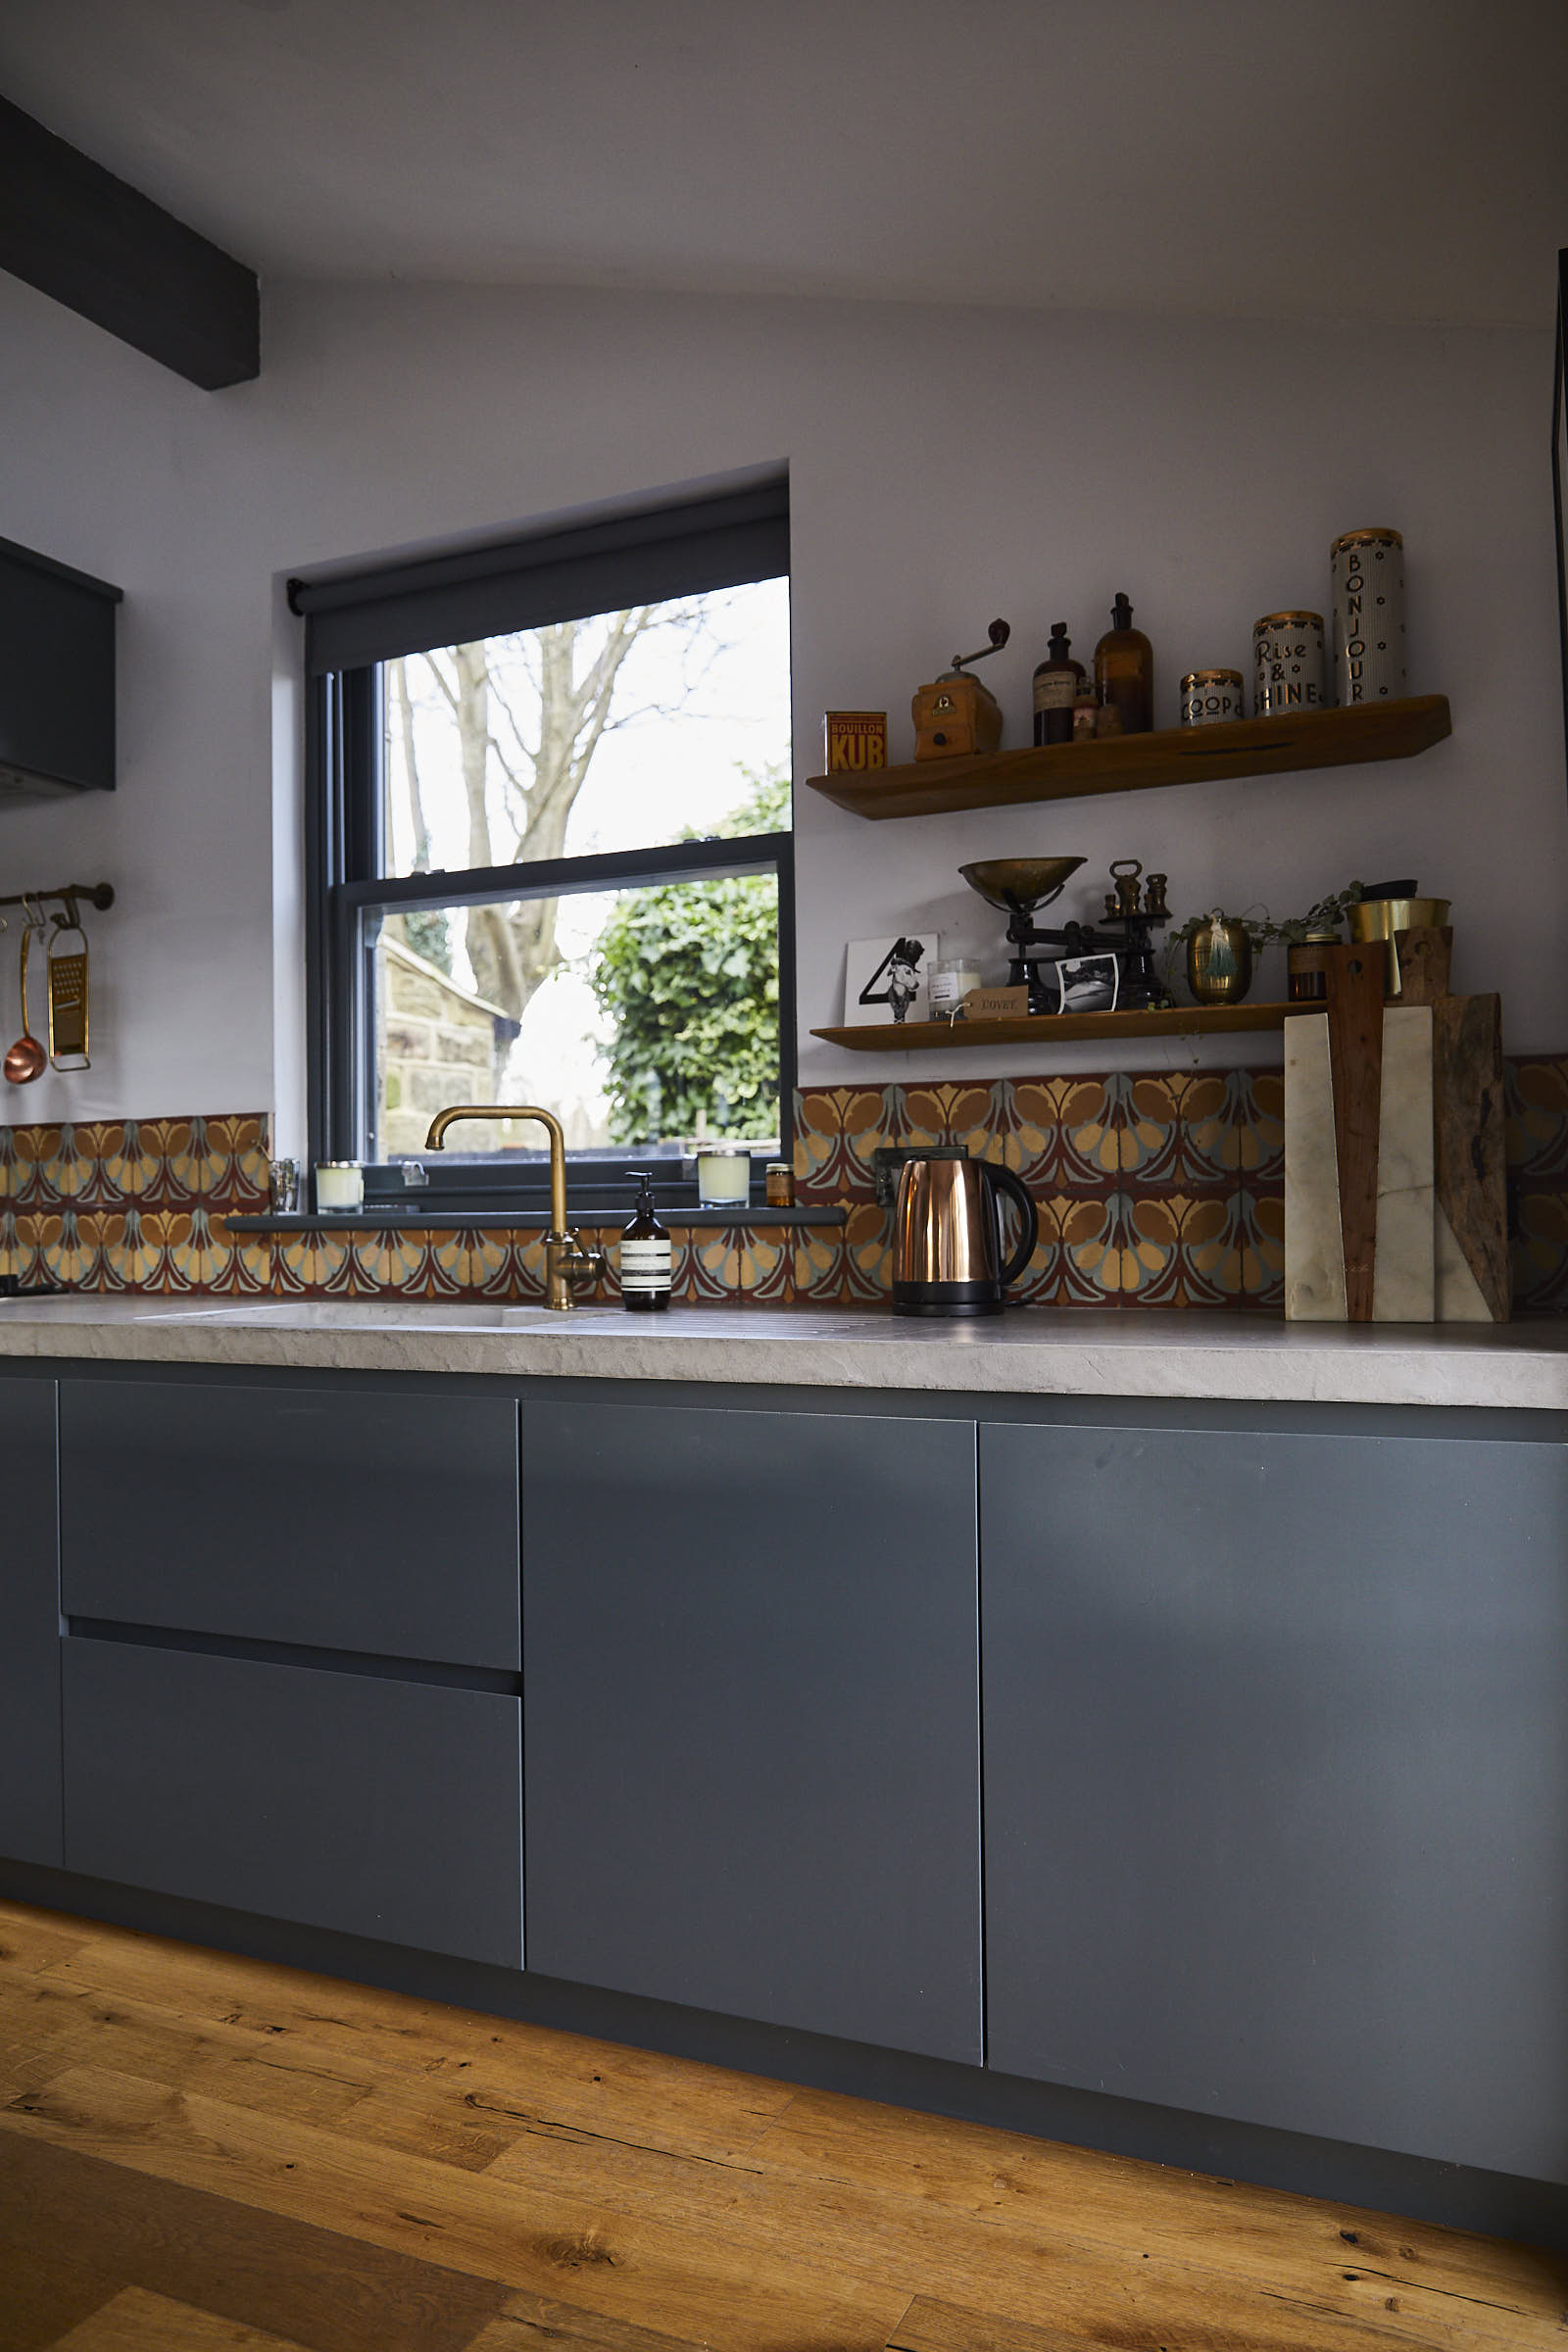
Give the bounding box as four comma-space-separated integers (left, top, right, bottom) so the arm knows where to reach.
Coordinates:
422, 1103, 607, 1311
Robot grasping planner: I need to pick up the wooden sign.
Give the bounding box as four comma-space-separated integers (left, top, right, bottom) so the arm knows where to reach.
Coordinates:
960, 985, 1029, 1020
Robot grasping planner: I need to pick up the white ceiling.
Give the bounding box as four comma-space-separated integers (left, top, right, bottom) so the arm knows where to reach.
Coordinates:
2, 0, 1565, 327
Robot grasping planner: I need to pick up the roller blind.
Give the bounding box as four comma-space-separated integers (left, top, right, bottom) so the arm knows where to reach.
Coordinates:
291, 479, 790, 676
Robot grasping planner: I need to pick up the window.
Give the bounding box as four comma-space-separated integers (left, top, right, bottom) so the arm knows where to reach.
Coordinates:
297, 481, 793, 1209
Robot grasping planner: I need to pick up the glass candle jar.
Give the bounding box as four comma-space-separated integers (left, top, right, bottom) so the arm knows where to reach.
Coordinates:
928, 957, 983, 1016
695, 1146, 751, 1206
315, 1160, 365, 1213
765, 1161, 796, 1207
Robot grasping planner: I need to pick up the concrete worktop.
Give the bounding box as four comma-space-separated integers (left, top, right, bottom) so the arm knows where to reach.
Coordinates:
1, 1294, 1566, 1409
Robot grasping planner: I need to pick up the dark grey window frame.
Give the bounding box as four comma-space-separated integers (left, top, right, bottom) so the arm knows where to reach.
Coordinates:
298, 483, 795, 1210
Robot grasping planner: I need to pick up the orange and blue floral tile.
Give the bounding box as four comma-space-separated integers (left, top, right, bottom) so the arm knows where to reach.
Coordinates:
794, 1221, 846, 1303
97, 1120, 164, 1203
1231, 1187, 1286, 1309
352, 1225, 431, 1297
1117, 1189, 1245, 1306
794, 1088, 895, 1202
0, 1127, 14, 1204
677, 1227, 734, 1301
424, 1226, 514, 1298
1056, 1193, 1125, 1301
1057, 1077, 1128, 1185
209, 1221, 274, 1295
734, 1226, 792, 1301
1512, 1188, 1568, 1312
99, 1210, 167, 1292
207, 1113, 271, 1204
163, 1209, 237, 1293
1178, 1065, 1287, 1185
840, 1201, 894, 1301
1010, 1202, 1064, 1305
273, 1225, 355, 1296
11, 1126, 61, 1207
31, 1210, 101, 1291
1002, 1078, 1074, 1185
1507, 1057, 1568, 1181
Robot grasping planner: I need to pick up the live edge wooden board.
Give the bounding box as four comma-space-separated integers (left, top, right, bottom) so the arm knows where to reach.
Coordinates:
812, 1003, 1315, 1054
806, 694, 1451, 820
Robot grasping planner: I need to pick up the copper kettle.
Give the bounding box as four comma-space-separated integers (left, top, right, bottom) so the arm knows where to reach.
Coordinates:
891, 1150, 1039, 1317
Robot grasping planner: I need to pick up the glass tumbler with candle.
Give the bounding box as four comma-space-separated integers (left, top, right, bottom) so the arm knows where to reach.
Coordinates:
315, 1160, 365, 1214
695, 1144, 752, 1208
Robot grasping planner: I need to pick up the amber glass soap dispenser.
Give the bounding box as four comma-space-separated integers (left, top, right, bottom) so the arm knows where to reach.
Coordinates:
1094, 593, 1154, 734
620, 1169, 672, 1311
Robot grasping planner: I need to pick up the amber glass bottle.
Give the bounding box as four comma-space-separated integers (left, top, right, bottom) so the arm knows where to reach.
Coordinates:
1094, 593, 1154, 734
620, 1169, 671, 1312
1031, 622, 1085, 746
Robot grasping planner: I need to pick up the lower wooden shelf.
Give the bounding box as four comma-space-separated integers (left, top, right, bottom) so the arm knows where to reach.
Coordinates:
812, 1003, 1314, 1053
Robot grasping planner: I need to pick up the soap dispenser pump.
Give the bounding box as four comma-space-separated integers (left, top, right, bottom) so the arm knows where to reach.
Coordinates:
620, 1169, 672, 1312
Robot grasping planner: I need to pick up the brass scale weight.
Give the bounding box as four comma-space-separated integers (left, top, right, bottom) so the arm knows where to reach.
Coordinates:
959, 857, 1174, 1014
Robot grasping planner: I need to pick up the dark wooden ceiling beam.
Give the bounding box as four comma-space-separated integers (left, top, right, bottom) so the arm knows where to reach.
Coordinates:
0, 95, 259, 388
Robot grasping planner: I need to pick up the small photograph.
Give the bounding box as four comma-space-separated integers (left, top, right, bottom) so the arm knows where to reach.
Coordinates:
1041, 951, 1120, 1015
844, 934, 937, 1026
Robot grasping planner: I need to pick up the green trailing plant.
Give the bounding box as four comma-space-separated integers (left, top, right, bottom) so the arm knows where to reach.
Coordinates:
1164, 881, 1366, 985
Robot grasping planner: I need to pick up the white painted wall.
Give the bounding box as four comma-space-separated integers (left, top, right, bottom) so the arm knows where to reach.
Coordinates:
0, 272, 1560, 1137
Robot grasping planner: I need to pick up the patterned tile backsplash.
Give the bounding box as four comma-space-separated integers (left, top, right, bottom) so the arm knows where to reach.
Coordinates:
3, 1061, 1567, 1312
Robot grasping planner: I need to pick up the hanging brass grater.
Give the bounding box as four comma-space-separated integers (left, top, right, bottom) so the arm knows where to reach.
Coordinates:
46, 911, 90, 1070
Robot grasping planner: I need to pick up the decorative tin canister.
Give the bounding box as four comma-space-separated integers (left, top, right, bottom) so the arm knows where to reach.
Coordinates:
1179, 668, 1246, 726
1329, 528, 1404, 705
1186, 915, 1254, 1004
1252, 612, 1327, 716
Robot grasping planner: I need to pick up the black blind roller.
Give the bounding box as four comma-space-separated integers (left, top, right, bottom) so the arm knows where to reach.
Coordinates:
291, 479, 789, 677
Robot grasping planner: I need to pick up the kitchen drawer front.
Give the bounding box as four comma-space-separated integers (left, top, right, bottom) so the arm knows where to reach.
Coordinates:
0, 1376, 63, 1867
62, 1637, 522, 1966
59, 1378, 519, 1668
523, 1399, 981, 2063
981, 1419, 1568, 2185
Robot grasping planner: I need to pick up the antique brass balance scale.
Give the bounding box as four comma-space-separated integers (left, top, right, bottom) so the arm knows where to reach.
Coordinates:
957, 857, 1174, 1014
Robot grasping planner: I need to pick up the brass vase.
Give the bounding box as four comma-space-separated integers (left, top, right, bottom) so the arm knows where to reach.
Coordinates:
1186, 916, 1254, 1005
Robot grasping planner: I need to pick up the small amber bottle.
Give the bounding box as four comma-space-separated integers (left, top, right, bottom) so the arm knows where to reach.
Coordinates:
1031, 622, 1085, 747
1094, 593, 1154, 734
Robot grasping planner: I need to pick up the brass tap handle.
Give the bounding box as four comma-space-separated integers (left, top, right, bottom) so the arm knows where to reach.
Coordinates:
543, 1229, 608, 1311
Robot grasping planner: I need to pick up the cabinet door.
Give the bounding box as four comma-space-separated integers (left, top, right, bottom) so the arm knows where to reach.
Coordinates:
981, 1420, 1568, 2183
60, 1379, 518, 1668
523, 1400, 980, 2061
63, 1637, 522, 1965
0, 1377, 62, 1866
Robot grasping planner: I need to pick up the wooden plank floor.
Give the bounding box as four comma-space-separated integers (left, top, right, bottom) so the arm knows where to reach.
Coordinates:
0, 1900, 1562, 2352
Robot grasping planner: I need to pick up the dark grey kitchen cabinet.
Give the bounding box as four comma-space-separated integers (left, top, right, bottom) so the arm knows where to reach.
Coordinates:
981, 1418, 1568, 2184
0, 1376, 62, 1866
62, 1637, 522, 1965
522, 1399, 982, 2062
59, 1378, 519, 1668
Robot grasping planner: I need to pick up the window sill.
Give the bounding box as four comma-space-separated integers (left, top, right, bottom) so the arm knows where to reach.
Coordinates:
224, 1207, 847, 1234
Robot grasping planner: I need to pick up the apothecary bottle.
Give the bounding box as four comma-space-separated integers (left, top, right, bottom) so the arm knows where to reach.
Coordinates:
1094, 593, 1153, 733
1032, 622, 1085, 746
620, 1169, 672, 1312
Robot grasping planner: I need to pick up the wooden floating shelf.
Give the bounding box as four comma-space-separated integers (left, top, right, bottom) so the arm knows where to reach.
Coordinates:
806, 695, 1451, 820
812, 1003, 1317, 1054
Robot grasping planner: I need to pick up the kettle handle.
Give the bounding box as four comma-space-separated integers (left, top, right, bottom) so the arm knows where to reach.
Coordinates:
986, 1161, 1039, 1291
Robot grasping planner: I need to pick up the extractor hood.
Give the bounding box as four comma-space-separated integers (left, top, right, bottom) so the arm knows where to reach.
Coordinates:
0, 532, 122, 804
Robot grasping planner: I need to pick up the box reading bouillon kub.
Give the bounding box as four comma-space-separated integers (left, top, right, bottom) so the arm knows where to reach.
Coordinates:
823, 710, 889, 773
